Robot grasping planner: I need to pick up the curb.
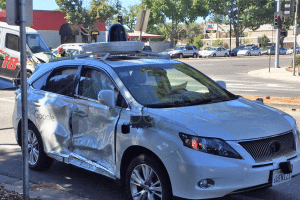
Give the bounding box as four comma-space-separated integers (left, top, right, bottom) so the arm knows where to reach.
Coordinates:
265, 103, 300, 111
0, 174, 88, 200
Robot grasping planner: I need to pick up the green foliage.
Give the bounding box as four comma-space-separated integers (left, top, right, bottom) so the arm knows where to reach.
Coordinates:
121, 4, 140, 32
192, 34, 204, 49
0, 0, 5, 10
141, 0, 209, 47
212, 39, 223, 46
208, 0, 276, 47
56, 0, 118, 27
292, 55, 300, 67
261, 34, 268, 48
243, 39, 250, 44
0, 54, 4, 60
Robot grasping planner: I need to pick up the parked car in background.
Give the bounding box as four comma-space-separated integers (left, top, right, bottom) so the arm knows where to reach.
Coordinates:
230, 44, 257, 56
286, 47, 300, 55
267, 47, 287, 55
168, 45, 198, 58
159, 48, 173, 55
237, 46, 261, 56
198, 46, 229, 57
52, 43, 87, 56
261, 46, 272, 55
142, 45, 152, 52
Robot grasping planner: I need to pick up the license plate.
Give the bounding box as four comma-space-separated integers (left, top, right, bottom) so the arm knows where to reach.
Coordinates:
272, 169, 291, 186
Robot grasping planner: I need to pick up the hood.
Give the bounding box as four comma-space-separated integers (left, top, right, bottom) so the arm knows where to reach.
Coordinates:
33, 52, 55, 63
199, 50, 214, 55
169, 49, 182, 54
237, 49, 249, 54
148, 98, 294, 141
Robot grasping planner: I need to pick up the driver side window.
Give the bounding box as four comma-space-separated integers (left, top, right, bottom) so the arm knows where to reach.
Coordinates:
78, 67, 127, 108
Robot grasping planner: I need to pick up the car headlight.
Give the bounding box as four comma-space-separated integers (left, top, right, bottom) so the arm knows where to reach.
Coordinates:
179, 133, 242, 159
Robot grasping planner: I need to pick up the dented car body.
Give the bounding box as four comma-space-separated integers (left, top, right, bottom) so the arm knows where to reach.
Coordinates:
12, 43, 300, 200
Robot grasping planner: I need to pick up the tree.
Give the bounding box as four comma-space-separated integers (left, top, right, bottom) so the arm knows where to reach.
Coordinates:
122, 4, 140, 32
56, 0, 120, 42
140, 0, 209, 48
208, 0, 276, 47
0, 0, 5, 10
261, 34, 268, 48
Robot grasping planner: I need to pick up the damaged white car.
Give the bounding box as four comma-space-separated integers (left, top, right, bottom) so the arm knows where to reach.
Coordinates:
12, 25, 300, 200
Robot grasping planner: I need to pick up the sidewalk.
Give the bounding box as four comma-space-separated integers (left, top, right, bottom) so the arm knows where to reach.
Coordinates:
246, 67, 300, 110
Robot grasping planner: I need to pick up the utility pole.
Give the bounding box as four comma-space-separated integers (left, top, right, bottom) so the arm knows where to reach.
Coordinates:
275, 0, 281, 68
292, 0, 298, 76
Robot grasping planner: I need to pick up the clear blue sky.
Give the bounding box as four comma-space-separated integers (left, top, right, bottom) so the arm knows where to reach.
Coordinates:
33, 0, 204, 23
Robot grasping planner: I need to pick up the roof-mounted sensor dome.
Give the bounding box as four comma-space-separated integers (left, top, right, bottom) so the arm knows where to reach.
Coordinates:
107, 23, 127, 42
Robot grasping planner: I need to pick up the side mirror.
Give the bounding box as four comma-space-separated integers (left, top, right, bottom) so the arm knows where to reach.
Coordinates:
216, 80, 226, 89
13, 78, 21, 87
98, 90, 115, 108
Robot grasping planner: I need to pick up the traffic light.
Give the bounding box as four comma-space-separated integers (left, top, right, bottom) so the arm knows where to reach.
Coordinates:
281, 31, 287, 37
118, 15, 123, 24
274, 12, 282, 29
284, 0, 294, 18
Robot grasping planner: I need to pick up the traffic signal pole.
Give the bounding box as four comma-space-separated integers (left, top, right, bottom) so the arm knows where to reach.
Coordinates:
293, 0, 298, 76
275, 0, 281, 68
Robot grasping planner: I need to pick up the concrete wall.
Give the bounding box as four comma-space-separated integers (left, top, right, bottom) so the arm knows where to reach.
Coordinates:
147, 41, 174, 53
37, 30, 61, 49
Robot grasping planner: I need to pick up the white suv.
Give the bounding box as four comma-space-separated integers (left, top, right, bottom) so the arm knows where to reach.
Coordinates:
12, 25, 300, 200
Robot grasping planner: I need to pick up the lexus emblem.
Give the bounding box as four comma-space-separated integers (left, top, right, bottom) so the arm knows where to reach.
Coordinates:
269, 141, 281, 153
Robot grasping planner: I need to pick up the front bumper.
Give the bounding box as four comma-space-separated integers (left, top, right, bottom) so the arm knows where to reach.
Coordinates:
162, 147, 300, 200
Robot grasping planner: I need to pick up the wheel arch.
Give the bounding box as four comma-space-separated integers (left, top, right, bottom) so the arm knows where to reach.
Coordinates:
119, 145, 172, 189
17, 119, 36, 146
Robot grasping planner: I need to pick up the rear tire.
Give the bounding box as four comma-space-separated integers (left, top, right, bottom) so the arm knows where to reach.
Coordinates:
125, 154, 172, 200
27, 123, 53, 170
248, 52, 251, 56
193, 53, 197, 58
213, 54, 216, 57
179, 54, 183, 59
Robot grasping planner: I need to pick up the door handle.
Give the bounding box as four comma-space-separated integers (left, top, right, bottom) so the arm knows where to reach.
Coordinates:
34, 101, 41, 107
73, 111, 88, 118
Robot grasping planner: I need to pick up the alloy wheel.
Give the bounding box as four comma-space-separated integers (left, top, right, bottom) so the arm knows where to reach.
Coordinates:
130, 164, 162, 200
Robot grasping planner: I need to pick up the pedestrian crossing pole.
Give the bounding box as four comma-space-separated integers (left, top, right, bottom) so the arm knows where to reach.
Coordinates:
275, 0, 281, 68
292, 0, 298, 76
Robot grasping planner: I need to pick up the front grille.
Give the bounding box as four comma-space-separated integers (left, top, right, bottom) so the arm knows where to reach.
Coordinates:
239, 131, 295, 162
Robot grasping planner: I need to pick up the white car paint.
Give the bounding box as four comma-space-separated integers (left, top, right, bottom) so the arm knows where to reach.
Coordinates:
199, 46, 229, 57
12, 41, 300, 200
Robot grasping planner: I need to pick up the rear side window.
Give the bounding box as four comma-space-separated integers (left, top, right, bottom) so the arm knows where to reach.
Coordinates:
43, 67, 78, 96
6, 33, 20, 51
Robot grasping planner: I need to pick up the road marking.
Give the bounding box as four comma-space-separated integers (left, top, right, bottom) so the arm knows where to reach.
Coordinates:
0, 98, 14, 102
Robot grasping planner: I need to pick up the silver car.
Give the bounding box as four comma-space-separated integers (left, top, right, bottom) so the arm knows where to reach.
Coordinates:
12, 41, 300, 200
168, 45, 198, 58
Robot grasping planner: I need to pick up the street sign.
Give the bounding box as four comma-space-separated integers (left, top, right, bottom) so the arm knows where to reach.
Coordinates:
135, 9, 150, 33
6, 0, 33, 26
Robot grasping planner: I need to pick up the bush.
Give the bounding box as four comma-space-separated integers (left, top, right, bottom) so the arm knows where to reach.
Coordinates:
192, 35, 204, 49
212, 39, 223, 46
291, 55, 300, 67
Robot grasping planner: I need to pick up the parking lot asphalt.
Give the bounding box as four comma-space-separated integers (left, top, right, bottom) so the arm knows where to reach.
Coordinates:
0, 66, 300, 199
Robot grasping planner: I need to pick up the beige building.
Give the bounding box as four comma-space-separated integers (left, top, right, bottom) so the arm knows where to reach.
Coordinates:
202, 23, 299, 50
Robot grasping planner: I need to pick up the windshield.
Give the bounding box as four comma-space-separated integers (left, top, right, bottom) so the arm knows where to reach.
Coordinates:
26, 34, 51, 54
114, 63, 236, 108
174, 47, 184, 50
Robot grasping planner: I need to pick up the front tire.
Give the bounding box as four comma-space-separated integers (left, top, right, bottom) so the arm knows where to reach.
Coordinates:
248, 52, 251, 56
27, 123, 53, 170
125, 154, 172, 200
193, 53, 197, 58
179, 54, 183, 59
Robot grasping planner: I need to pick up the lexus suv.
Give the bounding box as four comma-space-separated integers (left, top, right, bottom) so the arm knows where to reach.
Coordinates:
12, 24, 300, 200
